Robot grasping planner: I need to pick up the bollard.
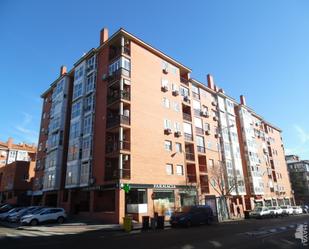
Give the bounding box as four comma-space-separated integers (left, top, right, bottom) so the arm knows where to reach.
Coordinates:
123, 216, 132, 232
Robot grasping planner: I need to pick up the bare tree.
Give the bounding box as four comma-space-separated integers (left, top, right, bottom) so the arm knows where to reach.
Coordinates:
208, 161, 238, 220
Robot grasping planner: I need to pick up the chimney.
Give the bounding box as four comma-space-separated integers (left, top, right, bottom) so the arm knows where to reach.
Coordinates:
207, 74, 215, 90
60, 65, 67, 76
100, 28, 109, 45
240, 95, 246, 105
7, 137, 13, 148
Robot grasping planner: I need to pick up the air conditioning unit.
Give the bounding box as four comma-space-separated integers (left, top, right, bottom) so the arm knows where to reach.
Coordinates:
205, 130, 211, 135
213, 116, 218, 121
102, 74, 107, 80
215, 134, 221, 138
183, 96, 190, 102
123, 154, 129, 161
172, 90, 179, 96
164, 128, 172, 135
163, 68, 169, 74
175, 131, 182, 137
161, 85, 168, 92
211, 101, 217, 106
200, 111, 209, 117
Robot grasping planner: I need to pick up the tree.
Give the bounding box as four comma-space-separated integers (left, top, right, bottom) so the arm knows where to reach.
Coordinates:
208, 161, 239, 220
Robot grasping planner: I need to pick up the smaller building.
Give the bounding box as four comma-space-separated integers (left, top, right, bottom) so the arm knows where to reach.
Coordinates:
286, 155, 309, 205
0, 161, 36, 205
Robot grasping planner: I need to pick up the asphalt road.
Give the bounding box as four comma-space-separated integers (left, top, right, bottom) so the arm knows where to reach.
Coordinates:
1, 215, 309, 249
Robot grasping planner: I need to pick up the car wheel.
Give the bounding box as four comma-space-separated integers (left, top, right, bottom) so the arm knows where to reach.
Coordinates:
57, 216, 64, 224
30, 219, 38, 226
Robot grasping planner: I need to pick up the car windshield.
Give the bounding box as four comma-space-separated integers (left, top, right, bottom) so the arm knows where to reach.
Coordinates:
33, 208, 47, 214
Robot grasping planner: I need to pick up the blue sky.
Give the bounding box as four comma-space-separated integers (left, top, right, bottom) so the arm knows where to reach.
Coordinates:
0, 0, 309, 158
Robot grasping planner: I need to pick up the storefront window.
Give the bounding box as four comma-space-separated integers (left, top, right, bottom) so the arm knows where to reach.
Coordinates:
126, 189, 147, 204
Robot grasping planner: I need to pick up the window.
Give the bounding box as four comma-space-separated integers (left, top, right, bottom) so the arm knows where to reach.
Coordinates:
70, 121, 81, 139
83, 115, 92, 135
194, 117, 203, 129
108, 59, 121, 75
166, 164, 173, 175
180, 86, 189, 97
163, 119, 172, 130
174, 122, 181, 132
161, 79, 169, 89
173, 102, 180, 112
175, 143, 182, 153
82, 136, 92, 159
191, 85, 199, 94
74, 66, 84, 80
204, 123, 210, 131
84, 94, 94, 112
73, 82, 83, 100
71, 101, 82, 119
183, 122, 192, 135
162, 97, 170, 108
196, 136, 205, 148
208, 159, 214, 169
86, 74, 96, 93
86, 56, 96, 70
176, 165, 184, 175
164, 140, 172, 151
80, 162, 90, 184
172, 84, 179, 92
68, 140, 80, 161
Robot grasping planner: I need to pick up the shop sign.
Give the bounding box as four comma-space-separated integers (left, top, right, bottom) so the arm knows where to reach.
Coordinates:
153, 184, 176, 189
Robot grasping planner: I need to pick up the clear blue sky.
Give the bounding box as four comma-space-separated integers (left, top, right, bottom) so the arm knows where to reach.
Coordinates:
0, 0, 309, 158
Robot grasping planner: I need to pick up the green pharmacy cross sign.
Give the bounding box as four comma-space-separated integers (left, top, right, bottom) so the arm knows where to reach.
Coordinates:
121, 183, 131, 193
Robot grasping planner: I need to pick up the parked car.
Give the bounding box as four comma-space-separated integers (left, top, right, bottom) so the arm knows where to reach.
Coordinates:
0, 204, 16, 214
249, 207, 271, 219
20, 208, 67, 226
281, 205, 294, 215
0, 207, 24, 221
268, 206, 283, 217
170, 205, 213, 227
301, 205, 309, 213
292, 206, 303, 215
8, 206, 44, 223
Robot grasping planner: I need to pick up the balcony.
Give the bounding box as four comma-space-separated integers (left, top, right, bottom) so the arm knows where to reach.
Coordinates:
197, 146, 206, 154
185, 152, 195, 161
105, 158, 131, 180
199, 164, 207, 173
107, 115, 130, 129
187, 174, 197, 183
195, 127, 204, 135
107, 68, 130, 85
109, 45, 131, 61
183, 113, 192, 122
184, 133, 193, 141
107, 90, 130, 105
180, 77, 189, 85
106, 140, 131, 154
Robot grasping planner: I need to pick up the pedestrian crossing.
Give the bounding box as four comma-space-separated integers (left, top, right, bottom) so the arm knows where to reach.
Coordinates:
244, 222, 308, 238
0, 229, 78, 240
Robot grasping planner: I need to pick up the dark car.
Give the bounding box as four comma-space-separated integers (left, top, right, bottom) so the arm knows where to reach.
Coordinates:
301, 205, 309, 213
0, 204, 16, 214
170, 205, 213, 227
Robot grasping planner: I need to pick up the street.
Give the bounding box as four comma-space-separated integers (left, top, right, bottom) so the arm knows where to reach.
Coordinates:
0, 215, 308, 249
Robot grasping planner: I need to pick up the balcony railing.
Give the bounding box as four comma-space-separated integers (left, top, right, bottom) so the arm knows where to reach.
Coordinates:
180, 77, 189, 85
184, 133, 193, 141
108, 68, 130, 84
106, 140, 131, 153
185, 152, 195, 161
183, 113, 192, 122
187, 174, 197, 183
195, 127, 204, 135
109, 46, 131, 61
105, 166, 131, 180
197, 146, 206, 153
107, 90, 131, 104
199, 164, 207, 173
107, 115, 130, 128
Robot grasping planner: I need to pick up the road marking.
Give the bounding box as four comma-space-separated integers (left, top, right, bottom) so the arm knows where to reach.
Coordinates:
209, 240, 222, 247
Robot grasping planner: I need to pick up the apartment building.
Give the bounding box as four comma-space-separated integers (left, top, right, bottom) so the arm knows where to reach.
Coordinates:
0, 138, 36, 167
32, 66, 72, 206
34, 27, 293, 223
286, 155, 309, 205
